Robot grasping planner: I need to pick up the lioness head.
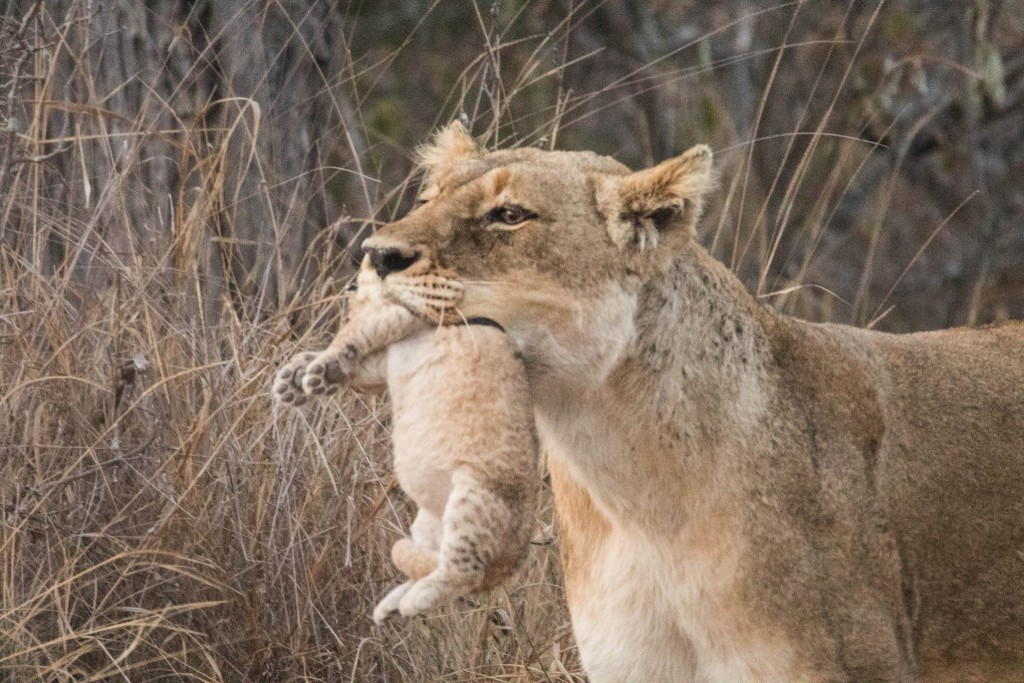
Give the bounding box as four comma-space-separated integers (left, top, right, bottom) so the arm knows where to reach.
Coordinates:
362, 121, 713, 389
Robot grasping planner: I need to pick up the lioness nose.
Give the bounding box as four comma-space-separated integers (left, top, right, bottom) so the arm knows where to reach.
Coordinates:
367, 247, 421, 278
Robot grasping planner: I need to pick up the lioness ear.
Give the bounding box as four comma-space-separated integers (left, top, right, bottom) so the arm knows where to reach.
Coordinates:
596, 144, 713, 251
416, 120, 480, 175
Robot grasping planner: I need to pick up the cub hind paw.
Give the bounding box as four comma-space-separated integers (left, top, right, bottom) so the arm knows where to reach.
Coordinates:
397, 576, 469, 617
373, 581, 412, 624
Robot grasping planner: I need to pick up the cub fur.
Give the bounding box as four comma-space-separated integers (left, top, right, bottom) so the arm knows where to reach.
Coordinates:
276, 121, 1024, 683
273, 264, 538, 622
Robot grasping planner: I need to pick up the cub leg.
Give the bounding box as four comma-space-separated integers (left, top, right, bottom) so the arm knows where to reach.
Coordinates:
346, 349, 389, 393
374, 510, 441, 623
392, 508, 442, 580
273, 347, 389, 406
398, 476, 513, 617
301, 304, 424, 396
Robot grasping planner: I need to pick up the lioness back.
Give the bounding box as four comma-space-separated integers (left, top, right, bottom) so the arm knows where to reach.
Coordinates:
772, 317, 1024, 679
860, 323, 1024, 674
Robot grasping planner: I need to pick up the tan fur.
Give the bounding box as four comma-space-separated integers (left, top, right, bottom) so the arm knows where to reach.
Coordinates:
273, 259, 538, 623
287, 121, 1024, 682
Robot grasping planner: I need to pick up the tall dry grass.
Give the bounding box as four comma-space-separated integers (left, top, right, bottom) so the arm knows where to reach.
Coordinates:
0, 143, 577, 680
1, 1, 1016, 681
0, 3, 586, 680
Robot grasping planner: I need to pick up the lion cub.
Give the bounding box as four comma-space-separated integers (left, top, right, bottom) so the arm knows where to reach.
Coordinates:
273, 273, 538, 622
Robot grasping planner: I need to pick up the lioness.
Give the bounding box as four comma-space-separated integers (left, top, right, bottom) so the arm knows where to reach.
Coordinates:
274, 265, 538, 623
279, 122, 1024, 682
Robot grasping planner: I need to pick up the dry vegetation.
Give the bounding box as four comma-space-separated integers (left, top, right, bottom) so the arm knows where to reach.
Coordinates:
1, 1, 1022, 681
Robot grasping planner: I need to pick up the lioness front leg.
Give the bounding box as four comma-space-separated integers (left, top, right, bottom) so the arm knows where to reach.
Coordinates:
300, 304, 425, 397
397, 478, 514, 617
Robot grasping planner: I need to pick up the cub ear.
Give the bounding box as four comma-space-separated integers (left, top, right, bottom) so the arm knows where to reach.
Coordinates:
595, 144, 713, 251
416, 120, 480, 175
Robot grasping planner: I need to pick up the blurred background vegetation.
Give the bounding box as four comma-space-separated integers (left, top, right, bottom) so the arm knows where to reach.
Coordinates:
1, 1, 1022, 681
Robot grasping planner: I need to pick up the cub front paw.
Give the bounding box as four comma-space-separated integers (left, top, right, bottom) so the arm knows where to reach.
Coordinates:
272, 351, 342, 406
300, 346, 357, 396
273, 352, 315, 406
273, 346, 351, 406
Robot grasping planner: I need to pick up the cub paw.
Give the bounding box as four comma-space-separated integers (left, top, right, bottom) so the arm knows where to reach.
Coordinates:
273, 352, 316, 406
373, 581, 412, 624
398, 577, 458, 617
300, 345, 357, 396
273, 350, 344, 406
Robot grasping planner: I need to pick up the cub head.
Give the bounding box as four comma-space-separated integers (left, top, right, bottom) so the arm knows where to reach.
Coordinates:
362, 121, 714, 387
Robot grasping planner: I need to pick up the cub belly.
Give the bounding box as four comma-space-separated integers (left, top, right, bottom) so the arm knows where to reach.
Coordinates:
385, 325, 520, 515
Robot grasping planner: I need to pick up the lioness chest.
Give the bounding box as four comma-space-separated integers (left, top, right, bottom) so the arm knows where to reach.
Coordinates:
551, 466, 801, 681
541, 401, 801, 683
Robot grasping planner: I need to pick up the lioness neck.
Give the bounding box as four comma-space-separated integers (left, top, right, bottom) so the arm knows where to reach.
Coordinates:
629, 242, 772, 423
540, 241, 775, 530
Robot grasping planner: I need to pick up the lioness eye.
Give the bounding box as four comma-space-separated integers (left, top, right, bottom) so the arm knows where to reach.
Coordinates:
486, 204, 535, 228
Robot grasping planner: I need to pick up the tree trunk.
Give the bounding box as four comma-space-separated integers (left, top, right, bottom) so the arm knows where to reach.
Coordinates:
0, 0, 356, 316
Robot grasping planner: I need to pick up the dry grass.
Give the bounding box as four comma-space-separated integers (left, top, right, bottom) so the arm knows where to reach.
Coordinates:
0, 4, 582, 680
0, 182, 578, 681
1, 1, 1013, 681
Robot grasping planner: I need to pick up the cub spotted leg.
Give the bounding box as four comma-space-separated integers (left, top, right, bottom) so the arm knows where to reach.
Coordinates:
397, 474, 513, 617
